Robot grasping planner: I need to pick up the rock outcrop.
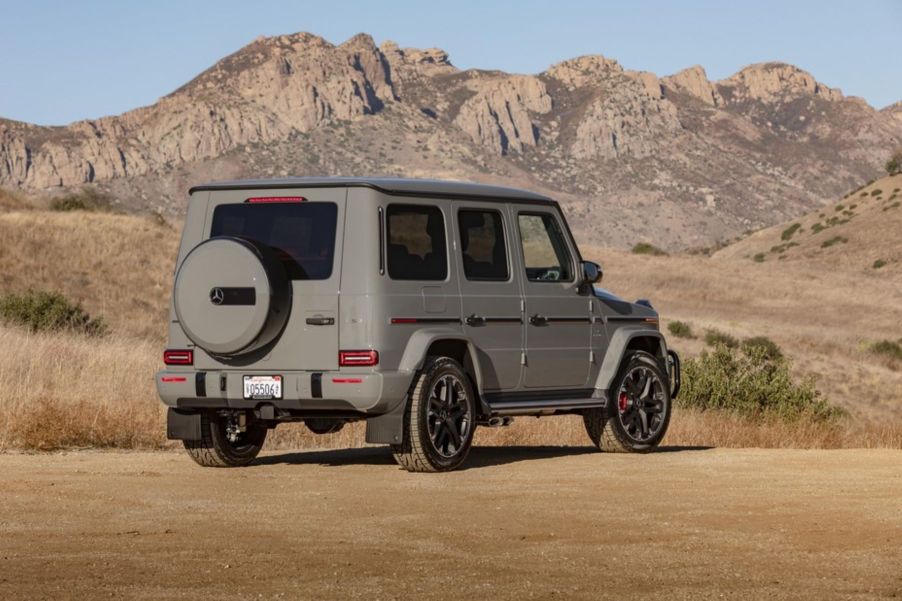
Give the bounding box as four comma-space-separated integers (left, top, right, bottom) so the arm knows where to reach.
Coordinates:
453, 76, 552, 154
719, 62, 843, 103
662, 65, 722, 106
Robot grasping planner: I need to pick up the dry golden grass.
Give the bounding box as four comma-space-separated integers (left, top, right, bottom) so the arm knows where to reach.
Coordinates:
0, 323, 898, 452
0, 201, 900, 452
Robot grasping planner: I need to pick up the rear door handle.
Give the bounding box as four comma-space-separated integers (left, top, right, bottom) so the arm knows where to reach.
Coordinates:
529, 314, 548, 326
306, 316, 335, 326
466, 314, 486, 326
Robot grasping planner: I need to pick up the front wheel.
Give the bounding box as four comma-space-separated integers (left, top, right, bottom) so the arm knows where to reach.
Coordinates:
584, 351, 671, 453
183, 412, 267, 467
391, 356, 477, 472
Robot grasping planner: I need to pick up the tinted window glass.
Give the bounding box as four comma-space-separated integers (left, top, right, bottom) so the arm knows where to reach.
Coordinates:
458, 210, 509, 281
386, 205, 448, 280
518, 213, 573, 282
211, 202, 337, 280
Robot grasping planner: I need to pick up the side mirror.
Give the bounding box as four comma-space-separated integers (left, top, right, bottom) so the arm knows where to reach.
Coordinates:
582, 261, 603, 285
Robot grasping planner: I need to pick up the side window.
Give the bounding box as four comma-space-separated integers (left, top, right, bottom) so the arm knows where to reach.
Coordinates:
517, 212, 574, 282
458, 210, 509, 281
386, 204, 448, 280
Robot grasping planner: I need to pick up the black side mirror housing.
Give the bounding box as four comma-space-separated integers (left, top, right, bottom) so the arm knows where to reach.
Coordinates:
581, 261, 603, 285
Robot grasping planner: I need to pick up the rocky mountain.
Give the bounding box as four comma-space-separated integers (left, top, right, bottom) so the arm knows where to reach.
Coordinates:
1, 32, 900, 249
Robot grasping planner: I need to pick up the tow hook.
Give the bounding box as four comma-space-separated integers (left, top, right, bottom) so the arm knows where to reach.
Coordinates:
225, 412, 247, 443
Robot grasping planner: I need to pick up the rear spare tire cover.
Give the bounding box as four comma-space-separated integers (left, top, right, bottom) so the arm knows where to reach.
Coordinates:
174, 236, 291, 356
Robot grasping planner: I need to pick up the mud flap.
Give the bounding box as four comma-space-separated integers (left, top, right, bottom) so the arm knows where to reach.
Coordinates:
167, 408, 203, 441
364, 396, 408, 445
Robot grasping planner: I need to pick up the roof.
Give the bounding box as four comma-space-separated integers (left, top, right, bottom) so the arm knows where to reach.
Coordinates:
188, 177, 554, 204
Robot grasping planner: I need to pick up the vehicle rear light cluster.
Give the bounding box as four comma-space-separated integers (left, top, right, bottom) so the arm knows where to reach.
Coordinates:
163, 349, 194, 366
338, 350, 379, 367
245, 196, 306, 203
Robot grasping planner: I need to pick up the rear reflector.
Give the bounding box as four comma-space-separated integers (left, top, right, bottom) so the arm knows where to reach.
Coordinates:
160, 376, 187, 383
332, 377, 364, 384
163, 349, 194, 365
245, 196, 306, 203
338, 350, 379, 367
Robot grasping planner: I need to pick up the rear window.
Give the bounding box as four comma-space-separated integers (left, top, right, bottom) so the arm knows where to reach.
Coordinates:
386, 204, 448, 280
210, 202, 338, 280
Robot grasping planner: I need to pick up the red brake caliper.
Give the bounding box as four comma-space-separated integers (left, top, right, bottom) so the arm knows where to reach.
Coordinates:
618, 391, 629, 413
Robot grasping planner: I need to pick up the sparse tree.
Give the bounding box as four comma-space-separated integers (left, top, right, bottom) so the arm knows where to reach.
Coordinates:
887, 148, 902, 176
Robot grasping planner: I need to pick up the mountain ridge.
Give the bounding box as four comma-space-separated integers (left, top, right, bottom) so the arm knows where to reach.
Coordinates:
2, 31, 900, 249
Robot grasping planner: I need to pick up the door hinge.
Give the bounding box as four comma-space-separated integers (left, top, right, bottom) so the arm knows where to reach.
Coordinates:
589, 350, 595, 363
520, 352, 527, 366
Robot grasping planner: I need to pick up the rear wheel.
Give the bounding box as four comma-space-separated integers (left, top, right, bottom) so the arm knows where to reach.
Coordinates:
183, 412, 267, 467
584, 351, 671, 453
391, 356, 476, 472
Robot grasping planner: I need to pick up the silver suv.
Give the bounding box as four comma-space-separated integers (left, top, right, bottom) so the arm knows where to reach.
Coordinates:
157, 178, 680, 472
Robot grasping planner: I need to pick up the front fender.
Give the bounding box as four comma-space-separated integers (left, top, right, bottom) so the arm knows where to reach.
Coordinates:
594, 326, 667, 391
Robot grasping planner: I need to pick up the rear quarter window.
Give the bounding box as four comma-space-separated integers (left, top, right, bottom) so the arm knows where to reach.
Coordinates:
210, 202, 338, 280
386, 204, 448, 280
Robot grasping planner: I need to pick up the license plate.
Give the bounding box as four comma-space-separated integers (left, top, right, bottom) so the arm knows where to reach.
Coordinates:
243, 375, 283, 400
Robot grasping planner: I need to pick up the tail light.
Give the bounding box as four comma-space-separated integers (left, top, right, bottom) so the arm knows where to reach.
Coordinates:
163, 349, 194, 366
245, 196, 306, 203
339, 350, 379, 367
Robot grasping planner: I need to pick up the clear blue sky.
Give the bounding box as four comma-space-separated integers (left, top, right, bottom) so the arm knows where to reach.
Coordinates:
1, 0, 900, 125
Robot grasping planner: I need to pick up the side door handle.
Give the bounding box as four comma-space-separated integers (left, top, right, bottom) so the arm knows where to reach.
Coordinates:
305, 316, 335, 326
465, 314, 486, 326
529, 314, 548, 326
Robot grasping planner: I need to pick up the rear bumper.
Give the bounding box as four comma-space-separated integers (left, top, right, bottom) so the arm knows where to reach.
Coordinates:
155, 369, 412, 414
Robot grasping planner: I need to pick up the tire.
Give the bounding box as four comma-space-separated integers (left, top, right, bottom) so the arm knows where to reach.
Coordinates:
183, 412, 267, 467
583, 351, 671, 453
391, 356, 477, 472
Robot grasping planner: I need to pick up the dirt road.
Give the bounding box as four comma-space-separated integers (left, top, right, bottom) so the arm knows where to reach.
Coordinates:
1, 447, 900, 600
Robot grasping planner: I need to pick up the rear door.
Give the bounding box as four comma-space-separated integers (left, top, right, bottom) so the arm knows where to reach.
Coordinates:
513, 207, 591, 389
453, 202, 523, 391
195, 187, 346, 371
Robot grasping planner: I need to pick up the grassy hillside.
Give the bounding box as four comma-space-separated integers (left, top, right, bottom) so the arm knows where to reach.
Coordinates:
0, 193, 899, 450
713, 174, 902, 272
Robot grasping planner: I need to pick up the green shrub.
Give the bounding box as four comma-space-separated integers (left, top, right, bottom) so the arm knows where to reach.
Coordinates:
820, 236, 847, 248
873, 259, 887, 269
0, 290, 107, 336
752, 253, 766, 263
667, 320, 695, 339
834, 204, 844, 211
631, 242, 668, 256
811, 223, 826, 234
870, 340, 902, 361
704, 329, 739, 349
770, 242, 798, 254
678, 345, 841, 422
859, 191, 868, 197
49, 188, 113, 212
870, 189, 883, 197
741, 336, 783, 361
780, 223, 802, 240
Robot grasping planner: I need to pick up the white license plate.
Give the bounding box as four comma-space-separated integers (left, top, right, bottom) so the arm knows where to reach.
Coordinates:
243, 375, 283, 400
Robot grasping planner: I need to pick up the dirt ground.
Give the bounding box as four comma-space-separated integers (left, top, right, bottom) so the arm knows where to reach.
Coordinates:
1, 447, 900, 600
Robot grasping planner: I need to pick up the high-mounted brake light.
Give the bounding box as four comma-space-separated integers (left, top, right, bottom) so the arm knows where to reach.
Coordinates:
163, 349, 194, 366
338, 350, 379, 367
245, 196, 306, 203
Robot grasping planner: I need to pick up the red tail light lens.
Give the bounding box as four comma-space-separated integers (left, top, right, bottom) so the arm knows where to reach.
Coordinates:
245, 196, 306, 203
163, 349, 194, 365
339, 350, 379, 367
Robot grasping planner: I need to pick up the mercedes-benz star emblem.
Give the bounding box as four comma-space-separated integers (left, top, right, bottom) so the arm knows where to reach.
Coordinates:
210, 287, 225, 305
